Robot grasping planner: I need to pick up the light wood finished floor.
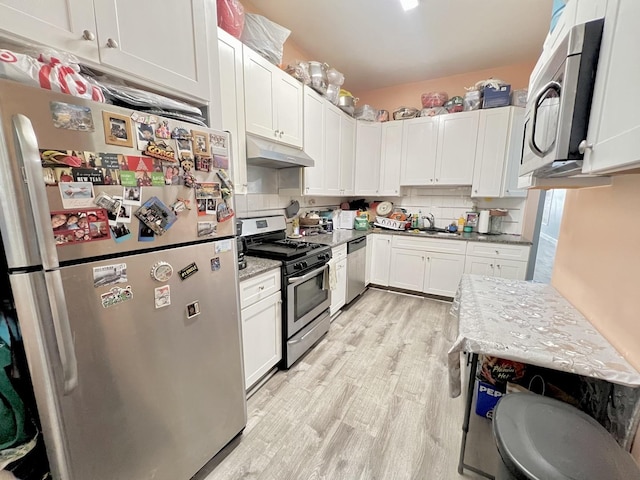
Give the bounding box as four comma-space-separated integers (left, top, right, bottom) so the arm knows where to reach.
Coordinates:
197, 288, 498, 480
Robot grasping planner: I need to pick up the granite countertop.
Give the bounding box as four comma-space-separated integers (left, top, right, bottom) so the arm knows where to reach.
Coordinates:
292, 228, 531, 247
238, 256, 282, 282
377, 228, 533, 246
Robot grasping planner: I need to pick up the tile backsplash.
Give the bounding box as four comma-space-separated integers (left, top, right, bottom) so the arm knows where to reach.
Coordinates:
237, 167, 527, 235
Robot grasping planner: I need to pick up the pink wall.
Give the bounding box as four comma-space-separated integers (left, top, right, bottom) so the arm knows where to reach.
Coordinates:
552, 175, 640, 369
355, 61, 536, 114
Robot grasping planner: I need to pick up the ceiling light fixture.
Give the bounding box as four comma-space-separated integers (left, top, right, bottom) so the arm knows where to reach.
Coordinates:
400, 0, 419, 11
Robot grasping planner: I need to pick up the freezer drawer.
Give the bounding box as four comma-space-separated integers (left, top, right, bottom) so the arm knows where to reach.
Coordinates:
19, 241, 246, 480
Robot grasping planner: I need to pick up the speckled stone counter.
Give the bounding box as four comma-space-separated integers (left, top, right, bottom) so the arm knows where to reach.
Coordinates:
371, 228, 532, 246
238, 256, 281, 282
296, 228, 531, 247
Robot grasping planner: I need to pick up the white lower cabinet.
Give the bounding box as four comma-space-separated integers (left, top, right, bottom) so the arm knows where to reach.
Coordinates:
424, 253, 466, 297
390, 248, 425, 291
369, 234, 392, 286
330, 245, 348, 316
464, 256, 528, 281
239, 270, 282, 390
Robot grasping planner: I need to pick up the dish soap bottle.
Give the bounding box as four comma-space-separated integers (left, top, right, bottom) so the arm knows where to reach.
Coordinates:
457, 215, 465, 233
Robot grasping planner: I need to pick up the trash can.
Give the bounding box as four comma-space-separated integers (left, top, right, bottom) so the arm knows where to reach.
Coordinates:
493, 393, 640, 480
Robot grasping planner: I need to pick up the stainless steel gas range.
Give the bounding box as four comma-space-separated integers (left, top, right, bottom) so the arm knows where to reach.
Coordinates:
241, 216, 331, 368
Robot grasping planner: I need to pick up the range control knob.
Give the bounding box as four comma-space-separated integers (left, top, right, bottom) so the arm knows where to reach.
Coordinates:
301, 261, 308, 269
294, 263, 304, 270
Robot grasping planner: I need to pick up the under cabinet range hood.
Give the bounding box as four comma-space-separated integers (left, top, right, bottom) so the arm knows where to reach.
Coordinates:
246, 134, 314, 168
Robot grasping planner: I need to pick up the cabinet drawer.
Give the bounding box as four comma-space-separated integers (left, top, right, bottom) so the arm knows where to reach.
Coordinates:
332, 244, 347, 261
391, 235, 467, 255
239, 268, 281, 309
466, 242, 530, 261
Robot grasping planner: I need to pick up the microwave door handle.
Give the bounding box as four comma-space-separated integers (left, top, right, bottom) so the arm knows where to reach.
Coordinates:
13, 115, 59, 270
288, 264, 328, 285
528, 81, 562, 158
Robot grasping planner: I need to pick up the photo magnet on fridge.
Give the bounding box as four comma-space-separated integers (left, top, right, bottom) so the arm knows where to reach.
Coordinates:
210, 257, 221, 272
134, 196, 177, 236
59, 182, 95, 209
155, 120, 171, 139
154, 285, 171, 309
102, 111, 134, 147
138, 222, 155, 242
50, 102, 95, 132
191, 130, 210, 156
93, 263, 128, 288
186, 301, 200, 319
197, 222, 217, 238
122, 186, 142, 205
135, 122, 155, 150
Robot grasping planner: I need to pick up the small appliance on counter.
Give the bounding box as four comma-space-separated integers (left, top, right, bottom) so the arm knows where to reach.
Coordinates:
236, 220, 248, 270
489, 209, 508, 235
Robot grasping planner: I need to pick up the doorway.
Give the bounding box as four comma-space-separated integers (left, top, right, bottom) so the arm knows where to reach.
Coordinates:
532, 189, 566, 283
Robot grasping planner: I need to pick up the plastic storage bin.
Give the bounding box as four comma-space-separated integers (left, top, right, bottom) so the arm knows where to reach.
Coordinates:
483, 84, 511, 109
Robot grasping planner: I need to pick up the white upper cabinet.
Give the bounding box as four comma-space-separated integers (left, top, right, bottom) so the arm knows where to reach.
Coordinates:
401, 117, 439, 185
0, 0, 99, 62
435, 111, 479, 185
243, 47, 303, 148
303, 87, 325, 195
276, 73, 304, 147
379, 121, 403, 196
400, 111, 479, 186
217, 28, 247, 194
340, 115, 356, 195
582, 0, 640, 174
472, 107, 525, 198
323, 105, 342, 196
93, 0, 210, 100
0, 0, 211, 99
354, 121, 382, 196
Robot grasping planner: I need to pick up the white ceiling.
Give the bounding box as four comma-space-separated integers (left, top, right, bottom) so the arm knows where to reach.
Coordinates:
251, 0, 553, 92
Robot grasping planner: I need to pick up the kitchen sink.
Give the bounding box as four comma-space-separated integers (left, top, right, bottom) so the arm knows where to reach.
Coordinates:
414, 230, 459, 237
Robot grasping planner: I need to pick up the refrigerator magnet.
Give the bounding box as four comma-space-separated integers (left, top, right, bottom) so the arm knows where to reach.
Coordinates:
59, 182, 95, 209
214, 239, 232, 254
123, 186, 142, 206
191, 130, 210, 156
154, 285, 171, 309
150, 262, 173, 282
135, 122, 155, 150
144, 140, 176, 163
50, 102, 95, 132
155, 120, 171, 139
130, 112, 159, 125
210, 257, 221, 272
178, 262, 199, 281
171, 127, 191, 140
194, 155, 211, 172
216, 199, 235, 223
138, 222, 155, 242
102, 111, 134, 148
134, 196, 177, 236
186, 301, 200, 319
101, 285, 133, 309
93, 263, 128, 288
110, 223, 132, 243
197, 221, 217, 238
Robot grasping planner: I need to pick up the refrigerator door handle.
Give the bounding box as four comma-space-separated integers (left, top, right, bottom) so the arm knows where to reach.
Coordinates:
44, 270, 78, 395
13, 114, 59, 270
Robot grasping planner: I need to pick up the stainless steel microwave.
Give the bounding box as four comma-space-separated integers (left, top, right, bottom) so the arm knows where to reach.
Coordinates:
520, 18, 604, 178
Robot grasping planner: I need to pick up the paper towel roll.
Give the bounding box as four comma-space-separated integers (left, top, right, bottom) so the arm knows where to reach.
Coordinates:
478, 210, 490, 234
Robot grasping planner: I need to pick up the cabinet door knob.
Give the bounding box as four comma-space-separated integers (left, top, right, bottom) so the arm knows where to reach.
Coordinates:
490, 264, 494, 268
258, 285, 265, 290
474, 189, 478, 193
106, 38, 119, 48
82, 30, 95, 41
430, 179, 433, 183
497, 265, 502, 269
274, 130, 280, 137
495, 250, 499, 255
280, 131, 284, 138
435, 178, 439, 182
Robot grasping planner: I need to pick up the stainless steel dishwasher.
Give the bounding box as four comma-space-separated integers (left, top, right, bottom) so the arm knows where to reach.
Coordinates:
346, 236, 367, 304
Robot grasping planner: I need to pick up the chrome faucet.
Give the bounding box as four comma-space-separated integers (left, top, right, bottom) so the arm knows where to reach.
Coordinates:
424, 213, 435, 229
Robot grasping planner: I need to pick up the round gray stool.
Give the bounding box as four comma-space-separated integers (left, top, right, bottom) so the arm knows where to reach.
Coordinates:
492, 392, 640, 480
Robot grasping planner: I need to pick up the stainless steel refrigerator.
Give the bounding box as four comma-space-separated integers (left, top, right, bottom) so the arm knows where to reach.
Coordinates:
0, 79, 246, 479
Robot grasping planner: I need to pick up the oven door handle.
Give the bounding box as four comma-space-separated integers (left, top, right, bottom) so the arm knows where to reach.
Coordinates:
528, 80, 562, 158
288, 264, 328, 285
